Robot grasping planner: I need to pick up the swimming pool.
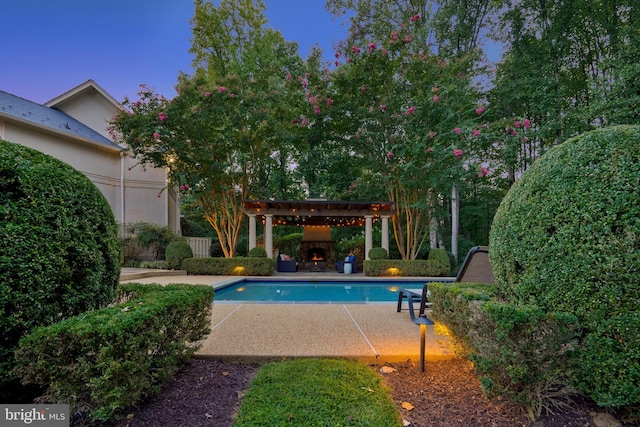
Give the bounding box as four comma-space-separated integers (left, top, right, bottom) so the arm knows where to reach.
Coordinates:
213, 278, 452, 303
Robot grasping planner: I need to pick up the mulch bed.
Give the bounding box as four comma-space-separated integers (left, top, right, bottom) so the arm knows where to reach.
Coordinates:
104, 358, 625, 427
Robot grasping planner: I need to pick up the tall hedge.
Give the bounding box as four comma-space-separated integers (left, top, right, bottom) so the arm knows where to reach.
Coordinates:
489, 126, 640, 408
0, 140, 121, 395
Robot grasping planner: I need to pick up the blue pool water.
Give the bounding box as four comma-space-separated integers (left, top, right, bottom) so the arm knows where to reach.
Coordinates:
213, 279, 449, 303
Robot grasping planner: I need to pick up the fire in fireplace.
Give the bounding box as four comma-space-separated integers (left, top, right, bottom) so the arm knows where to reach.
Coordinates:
308, 248, 327, 262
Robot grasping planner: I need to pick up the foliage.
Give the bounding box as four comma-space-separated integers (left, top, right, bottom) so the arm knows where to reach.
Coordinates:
430, 282, 580, 420
429, 281, 497, 356
471, 303, 580, 421
335, 234, 365, 261
247, 247, 267, 258
427, 248, 450, 273
125, 222, 178, 261
364, 259, 450, 276
235, 358, 402, 427
183, 257, 274, 276
490, 125, 640, 408
368, 247, 389, 260
273, 232, 302, 258
165, 240, 193, 269
13, 283, 213, 422
0, 141, 121, 397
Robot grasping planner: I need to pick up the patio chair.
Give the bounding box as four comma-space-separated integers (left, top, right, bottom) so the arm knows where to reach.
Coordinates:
396, 246, 494, 317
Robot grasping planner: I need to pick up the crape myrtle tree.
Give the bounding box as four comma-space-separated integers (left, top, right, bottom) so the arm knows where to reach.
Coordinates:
111, 0, 306, 257
292, 15, 495, 260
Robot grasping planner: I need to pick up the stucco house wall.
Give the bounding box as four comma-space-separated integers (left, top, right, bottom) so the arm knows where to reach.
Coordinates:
0, 80, 180, 235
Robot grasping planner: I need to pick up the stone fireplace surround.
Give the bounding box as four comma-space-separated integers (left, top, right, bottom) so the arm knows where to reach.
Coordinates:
299, 226, 335, 269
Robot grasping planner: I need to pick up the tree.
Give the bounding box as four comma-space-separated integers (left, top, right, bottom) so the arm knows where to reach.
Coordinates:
112, 1, 307, 257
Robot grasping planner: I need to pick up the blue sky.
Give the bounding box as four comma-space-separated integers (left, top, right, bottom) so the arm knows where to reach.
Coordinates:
1, 1, 349, 104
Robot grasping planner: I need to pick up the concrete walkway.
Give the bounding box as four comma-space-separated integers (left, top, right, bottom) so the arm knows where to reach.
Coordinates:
120, 269, 455, 364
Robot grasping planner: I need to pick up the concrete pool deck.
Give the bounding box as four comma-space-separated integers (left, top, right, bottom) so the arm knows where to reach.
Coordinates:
120, 268, 456, 364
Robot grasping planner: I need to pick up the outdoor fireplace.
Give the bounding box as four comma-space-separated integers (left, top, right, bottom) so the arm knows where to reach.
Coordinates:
307, 248, 327, 262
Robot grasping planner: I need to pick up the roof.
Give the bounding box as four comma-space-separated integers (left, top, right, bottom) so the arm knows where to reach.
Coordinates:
242, 199, 394, 226
44, 79, 122, 110
0, 90, 122, 151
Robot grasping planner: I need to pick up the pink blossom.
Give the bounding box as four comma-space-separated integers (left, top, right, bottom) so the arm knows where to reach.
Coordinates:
403, 106, 415, 116
158, 112, 167, 121
286, 73, 292, 80
361, 85, 366, 92
478, 167, 488, 177
409, 14, 421, 22
335, 52, 340, 58
433, 95, 439, 103
426, 147, 433, 152
391, 31, 399, 41
473, 129, 480, 137
204, 91, 211, 97
453, 149, 463, 158
314, 105, 321, 115
387, 151, 394, 158
217, 86, 227, 93
326, 98, 334, 107
514, 120, 521, 128
521, 137, 529, 143
454, 127, 462, 135
334, 60, 339, 66
403, 35, 413, 43
309, 96, 317, 104
301, 118, 308, 126
352, 46, 361, 53
381, 48, 388, 55
153, 131, 161, 139
433, 86, 439, 93
380, 104, 387, 111
291, 118, 299, 124
368, 43, 377, 51
475, 107, 485, 115
523, 119, 531, 128
180, 185, 185, 191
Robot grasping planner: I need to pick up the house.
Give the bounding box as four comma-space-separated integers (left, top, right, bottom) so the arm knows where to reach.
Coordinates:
0, 80, 180, 235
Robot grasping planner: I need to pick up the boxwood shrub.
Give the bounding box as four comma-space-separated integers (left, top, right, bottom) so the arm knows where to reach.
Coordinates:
13, 283, 213, 422
489, 125, 640, 408
165, 239, 193, 269
0, 140, 121, 396
183, 257, 274, 275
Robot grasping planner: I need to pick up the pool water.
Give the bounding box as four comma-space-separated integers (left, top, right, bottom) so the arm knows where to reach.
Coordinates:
213, 279, 447, 303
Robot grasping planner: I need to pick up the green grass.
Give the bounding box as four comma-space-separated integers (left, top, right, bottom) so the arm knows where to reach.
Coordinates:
235, 358, 403, 427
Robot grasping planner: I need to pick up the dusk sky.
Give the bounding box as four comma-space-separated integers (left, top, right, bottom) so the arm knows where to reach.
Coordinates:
1, 1, 349, 104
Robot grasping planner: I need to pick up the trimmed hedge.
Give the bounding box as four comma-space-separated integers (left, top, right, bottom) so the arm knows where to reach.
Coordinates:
0, 140, 121, 395
364, 259, 450, 276
430, 282, 580, 420
14, 283, 213, 422
490, 125, 640, 408
427, 248, 451, 273
165, 240, 193, 269
183, 257, 274, 275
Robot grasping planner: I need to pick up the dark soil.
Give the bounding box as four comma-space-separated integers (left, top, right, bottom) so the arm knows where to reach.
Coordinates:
106, 358, 627, 427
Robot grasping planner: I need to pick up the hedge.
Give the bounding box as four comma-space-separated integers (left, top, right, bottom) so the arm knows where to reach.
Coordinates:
430, 282, 580, 420
13, 283, 213, 422
364, 259, 450, 276
183, 257, 274, 275
0, 140, 121, 396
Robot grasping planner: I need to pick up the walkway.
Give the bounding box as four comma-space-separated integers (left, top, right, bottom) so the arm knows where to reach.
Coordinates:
119, 268, 455, 364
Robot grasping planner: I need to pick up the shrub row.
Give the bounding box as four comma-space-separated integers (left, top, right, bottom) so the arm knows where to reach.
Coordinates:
13, 283, 214, 422
183, 257, 274, 275
430, 282, 580, 421
364, 259, 450, 276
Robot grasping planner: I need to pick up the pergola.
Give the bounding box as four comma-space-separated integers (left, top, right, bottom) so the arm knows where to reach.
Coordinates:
242, 198, 394, 259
